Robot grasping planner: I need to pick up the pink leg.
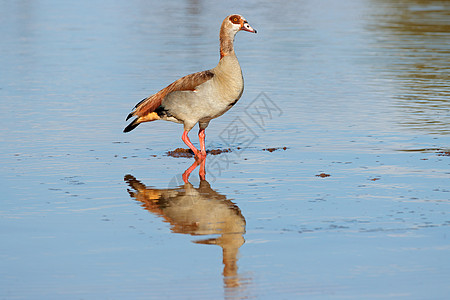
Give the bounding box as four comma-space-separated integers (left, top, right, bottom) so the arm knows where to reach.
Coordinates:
198, 128, 207, 157
199, 158, 206, 181
182, 160, 200, 183
182, 130, 199, 156
182, 158, 206, 183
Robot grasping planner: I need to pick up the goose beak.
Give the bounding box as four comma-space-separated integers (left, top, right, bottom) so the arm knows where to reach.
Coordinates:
241, 21, 257, 33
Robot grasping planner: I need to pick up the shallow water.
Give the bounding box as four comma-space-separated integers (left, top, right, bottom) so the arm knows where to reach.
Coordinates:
1, 0, 449, 299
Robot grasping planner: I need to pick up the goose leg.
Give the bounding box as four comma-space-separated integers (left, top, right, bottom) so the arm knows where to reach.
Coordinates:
198, 128, 207, 157
182, 130, 199, 156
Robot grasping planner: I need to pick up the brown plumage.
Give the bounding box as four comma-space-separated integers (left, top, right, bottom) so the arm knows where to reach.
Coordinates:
124, 14, 257, 159
125, 70, 215, 122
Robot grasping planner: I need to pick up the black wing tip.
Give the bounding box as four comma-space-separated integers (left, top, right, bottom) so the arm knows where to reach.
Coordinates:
123, 118, 140, 133
125, 97, 148, 121
126, 112, 134, 121
135, 97, 147, 108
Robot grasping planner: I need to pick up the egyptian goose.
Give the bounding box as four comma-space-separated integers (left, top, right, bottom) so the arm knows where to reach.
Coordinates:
124, 14, 256, 159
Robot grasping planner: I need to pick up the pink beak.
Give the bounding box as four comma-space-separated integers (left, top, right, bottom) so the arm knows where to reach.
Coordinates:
241, 21, 257, 33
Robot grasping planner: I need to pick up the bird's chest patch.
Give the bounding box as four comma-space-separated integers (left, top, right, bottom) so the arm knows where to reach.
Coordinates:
155, 106, 183, 123
228, 98, 239, 107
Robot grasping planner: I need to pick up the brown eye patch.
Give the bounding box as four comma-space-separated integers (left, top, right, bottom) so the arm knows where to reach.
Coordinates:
229, 15, 241, 24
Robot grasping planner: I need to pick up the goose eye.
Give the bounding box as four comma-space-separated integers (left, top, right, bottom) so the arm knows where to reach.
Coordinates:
229, 15, 240, 24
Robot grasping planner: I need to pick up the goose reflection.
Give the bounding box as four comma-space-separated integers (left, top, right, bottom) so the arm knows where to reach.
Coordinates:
124, 159, 246, 288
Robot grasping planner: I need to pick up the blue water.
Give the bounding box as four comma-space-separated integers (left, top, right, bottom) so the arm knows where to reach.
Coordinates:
1, 0, 449, 299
